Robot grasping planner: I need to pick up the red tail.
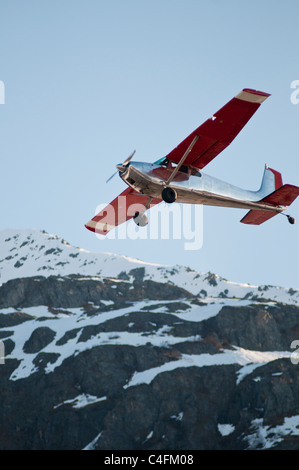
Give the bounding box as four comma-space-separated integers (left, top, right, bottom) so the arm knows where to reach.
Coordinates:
241, 184, 299, 225
261, 184, 299, 206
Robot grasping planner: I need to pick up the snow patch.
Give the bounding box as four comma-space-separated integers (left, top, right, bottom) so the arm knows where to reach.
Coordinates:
171, 412, 184, 422
218, 424, 235, 436
245, 415, 299, 449
124, 347, 292, 389
54, 394, 107, 409
82, 431, 103, 450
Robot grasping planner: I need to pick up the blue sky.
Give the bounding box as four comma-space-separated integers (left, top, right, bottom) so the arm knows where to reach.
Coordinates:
1, 0, 299, 288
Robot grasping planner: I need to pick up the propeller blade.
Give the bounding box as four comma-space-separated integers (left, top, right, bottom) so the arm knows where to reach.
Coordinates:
106, 150, 136, 183
122, 149, 136, 167
106, 170, 118, 183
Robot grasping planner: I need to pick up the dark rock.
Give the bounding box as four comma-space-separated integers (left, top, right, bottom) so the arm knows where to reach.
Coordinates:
129, 267, 145, 281
33, 352, 61, 371
0, 312, 33, 328
2, 338, 15, 355
204, 272, 218, 286
118, 271, 130, 281
56, 328, 80, 346
0, 275, 192, 308
1, 267, 299, 450
0, 330, 14, 339
23, 327, 56, 353
199, 303, 299, 351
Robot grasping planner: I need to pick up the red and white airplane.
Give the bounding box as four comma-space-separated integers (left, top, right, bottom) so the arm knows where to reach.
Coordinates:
85, 88, 299, 236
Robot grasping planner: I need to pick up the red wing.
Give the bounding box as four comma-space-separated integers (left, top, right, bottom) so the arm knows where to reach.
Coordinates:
85, 187, 162, 235
165, 89, 270, 170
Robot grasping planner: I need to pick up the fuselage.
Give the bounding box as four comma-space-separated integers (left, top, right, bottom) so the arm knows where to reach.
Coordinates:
119, 161, 283, 213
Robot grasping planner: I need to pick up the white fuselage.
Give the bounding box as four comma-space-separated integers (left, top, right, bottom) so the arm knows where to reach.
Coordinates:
120, 161, 282, 213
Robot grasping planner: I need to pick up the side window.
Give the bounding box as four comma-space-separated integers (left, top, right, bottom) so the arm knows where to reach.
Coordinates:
190, 168, 202, 177
180, 165, 189, 174
160, 158, 169, 167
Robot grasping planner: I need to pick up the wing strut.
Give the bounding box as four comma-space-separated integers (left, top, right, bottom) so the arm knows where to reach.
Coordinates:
165, 135, 199, 185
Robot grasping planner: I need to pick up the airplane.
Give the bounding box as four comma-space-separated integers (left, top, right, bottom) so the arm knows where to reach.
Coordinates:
85, 88, 299, 236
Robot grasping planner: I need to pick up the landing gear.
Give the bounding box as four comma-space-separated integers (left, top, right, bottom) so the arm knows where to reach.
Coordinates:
287, 215, 295, 224
133, 211, 148, 227
161, 187, 177, 204
282, 213, 296, 224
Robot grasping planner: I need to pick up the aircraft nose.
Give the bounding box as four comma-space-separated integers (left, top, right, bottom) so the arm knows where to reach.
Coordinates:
116, 163, 126, 172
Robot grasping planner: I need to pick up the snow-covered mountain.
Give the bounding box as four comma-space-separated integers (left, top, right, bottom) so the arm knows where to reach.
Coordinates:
1, 228, 299, 450
1, 228, 298, 304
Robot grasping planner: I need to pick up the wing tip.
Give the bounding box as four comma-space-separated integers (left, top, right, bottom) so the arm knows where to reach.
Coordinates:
84, 222, 109, 236
236, 88, 271, 104
84, 223, 95, 233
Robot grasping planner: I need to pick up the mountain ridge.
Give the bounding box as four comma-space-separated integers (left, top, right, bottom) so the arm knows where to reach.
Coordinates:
0, 228, 298, 305
1, 228, 299, 450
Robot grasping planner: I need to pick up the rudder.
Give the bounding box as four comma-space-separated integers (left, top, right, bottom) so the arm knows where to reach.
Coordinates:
257, 165, 283, 198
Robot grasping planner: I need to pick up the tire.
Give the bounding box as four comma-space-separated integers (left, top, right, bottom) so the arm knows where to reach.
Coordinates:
161, 187, 177, 204
133, 211, 149, 227
288, 216, 295, 224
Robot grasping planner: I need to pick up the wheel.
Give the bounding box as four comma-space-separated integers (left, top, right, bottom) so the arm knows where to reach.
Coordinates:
133, 211, 149, 227
161, 187, 177, 204
287, 216, 295, 224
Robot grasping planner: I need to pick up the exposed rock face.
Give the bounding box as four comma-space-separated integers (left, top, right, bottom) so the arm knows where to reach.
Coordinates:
0, 273, 299, 450
0, 229, 299, 450
199, 304, 299, 351
23, 327, 56, 354
0, 275, 192, 309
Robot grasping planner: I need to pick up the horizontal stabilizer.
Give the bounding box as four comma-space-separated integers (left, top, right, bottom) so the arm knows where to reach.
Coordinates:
260, 184, 299, 206
240, 210, 278, 225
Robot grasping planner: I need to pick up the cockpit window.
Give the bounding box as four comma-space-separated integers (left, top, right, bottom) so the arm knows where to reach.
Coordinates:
154, 158, 192, 174
154, 157, 169, 167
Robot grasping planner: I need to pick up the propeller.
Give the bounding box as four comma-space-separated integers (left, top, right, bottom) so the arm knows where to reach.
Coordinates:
106, 150, 136, 183
106, 170, 118, 184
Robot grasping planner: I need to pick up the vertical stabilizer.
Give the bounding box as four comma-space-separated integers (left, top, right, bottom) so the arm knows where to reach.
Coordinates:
257, 164, 283, 199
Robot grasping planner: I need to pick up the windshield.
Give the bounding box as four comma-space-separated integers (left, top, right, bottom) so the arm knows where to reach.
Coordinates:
154, 157, 168, 166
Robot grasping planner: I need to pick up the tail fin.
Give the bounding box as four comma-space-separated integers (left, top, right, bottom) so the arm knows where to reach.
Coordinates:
258, 164, 283, 197
241, 183, 299, 225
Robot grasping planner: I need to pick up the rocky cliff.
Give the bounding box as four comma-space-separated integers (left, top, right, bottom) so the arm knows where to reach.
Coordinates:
0, 229, 299, 450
